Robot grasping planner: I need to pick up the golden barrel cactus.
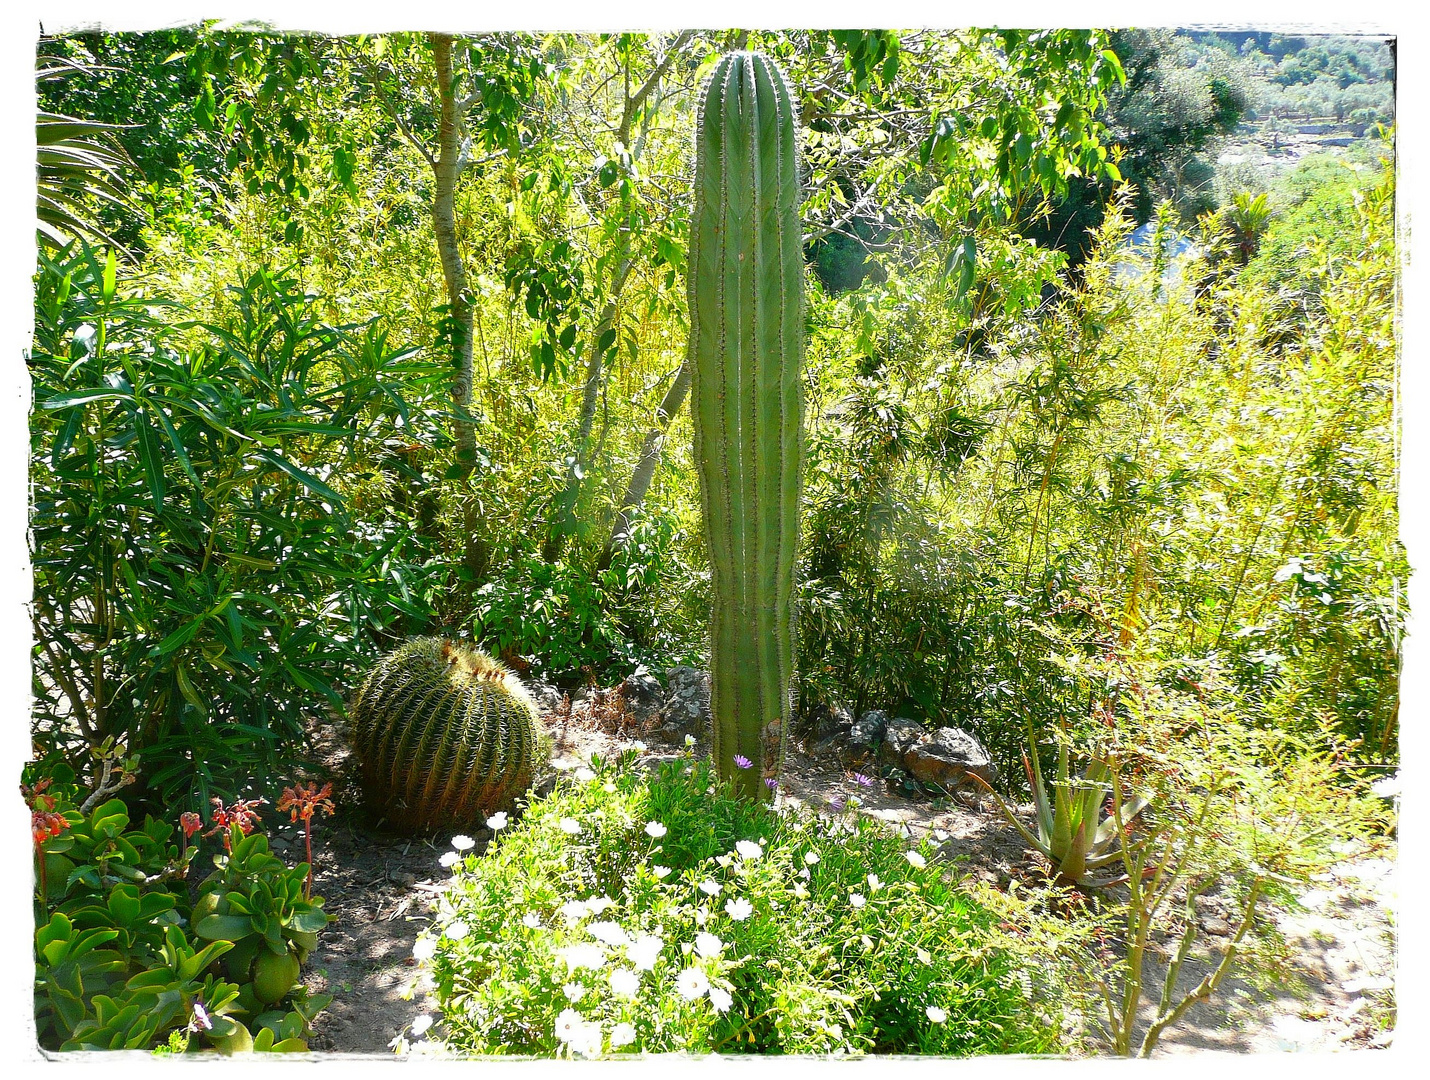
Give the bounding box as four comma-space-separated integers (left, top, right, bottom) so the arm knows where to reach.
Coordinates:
349, 637, 540, 831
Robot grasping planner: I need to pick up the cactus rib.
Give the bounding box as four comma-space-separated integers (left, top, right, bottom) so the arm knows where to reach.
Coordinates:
349, 638, 539, 831
690, 51, 804, 800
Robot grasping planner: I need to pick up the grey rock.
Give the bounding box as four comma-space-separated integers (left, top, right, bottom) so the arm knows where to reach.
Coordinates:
526, 677, 564, 715
1201, 916, 1232, 936
620, 665, 663, 709
849, 710, 888, 748
902, 727, 995, 790
881, 716, 926, 766
389, 869, 416, 888
804, 702, 853, 744
647, 667, 710, 741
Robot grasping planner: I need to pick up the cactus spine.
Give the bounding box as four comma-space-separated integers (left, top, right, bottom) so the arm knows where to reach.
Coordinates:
349, 638, 539, 831
689, 52, 804, 801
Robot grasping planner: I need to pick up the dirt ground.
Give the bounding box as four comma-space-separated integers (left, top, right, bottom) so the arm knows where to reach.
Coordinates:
294, 703, 1397, 1058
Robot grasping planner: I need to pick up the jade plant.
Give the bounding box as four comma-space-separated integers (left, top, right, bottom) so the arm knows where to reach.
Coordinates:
688, 51, 805, 801
349, 637, 541, 830
29, 779, 329, 1053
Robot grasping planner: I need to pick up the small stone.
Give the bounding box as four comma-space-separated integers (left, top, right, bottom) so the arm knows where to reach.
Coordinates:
390, 870, 417, 888
1201, 917, 1232, 936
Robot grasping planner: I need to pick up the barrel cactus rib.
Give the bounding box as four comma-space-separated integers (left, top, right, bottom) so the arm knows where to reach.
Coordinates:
349, 638, 538, 831
690, 51, 804, 801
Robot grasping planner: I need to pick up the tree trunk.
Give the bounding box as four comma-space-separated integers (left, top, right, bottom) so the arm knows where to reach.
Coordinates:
541, 256, 633, 562
429, 34, 476, 468
429, 33, 489, 585
540, 32, 694, 565
599, 357, 692, 570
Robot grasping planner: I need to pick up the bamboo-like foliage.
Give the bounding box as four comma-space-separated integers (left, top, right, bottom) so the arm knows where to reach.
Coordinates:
349, 638, 539, 830
689, 52, 804, 801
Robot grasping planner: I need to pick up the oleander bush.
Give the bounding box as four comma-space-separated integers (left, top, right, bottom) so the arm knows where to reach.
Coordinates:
419, 750, 1069, 1057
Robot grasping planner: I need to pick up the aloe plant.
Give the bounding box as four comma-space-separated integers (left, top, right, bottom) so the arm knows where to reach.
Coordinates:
688, 51, 805, 801
972, 737, 1150, 888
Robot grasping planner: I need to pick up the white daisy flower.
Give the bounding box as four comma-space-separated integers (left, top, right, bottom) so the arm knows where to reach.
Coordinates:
575, 767, 596, 782
610, 1021, 637, 1048
557, 943, 607, 972
926, 1006, 947, 1024
708, 985, 733, 1013
906, 851, 927, 868
933, 829, 949, 842
445, 920, 469, 940
798, 867, 810, 880
645, 821, 668, 838
559, 817, 582, 835
486, 812, 508, 831
451, 834, 475, 851
867, 873, 882, 891
652, 865, 672, 879
792, 883, 809, 899
570, 1019, 603, 1057
676, 967, 710, 999
848, 795, 862, 808
715, 854, 733, 868
695, 932, 724, 959
412, 936, 436, 961
849, 893, 866, 908
563, 982, 586, 1003
632, 741, 648, 753
608, 967, 640, 997
587, 921, 632, 948
735, 840, 763, 861
804, 850, 820, 865
699, 880, 721, 896
554, 1008, 584, 1043
916, 947, 932, 965
685, 734, 697, 747
694, 907, 709, 926
410, 1014, 433, 1036
439, 851, 460, 868
585, 895, 616, 914
724, 897, 754, 921
603, 782, 617, 793
627, 934, 664, 971
522, 912, 542, 928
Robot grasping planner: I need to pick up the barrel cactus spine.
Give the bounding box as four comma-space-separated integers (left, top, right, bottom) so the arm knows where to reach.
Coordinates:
689, 51, 804, 801
349, 637, 540, 831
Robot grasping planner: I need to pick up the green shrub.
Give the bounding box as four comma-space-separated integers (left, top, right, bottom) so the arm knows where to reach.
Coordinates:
29, 244, 444, 807
420, 752, 1061, 1057
30, 778, 330, 1054
471, 556, 641, 682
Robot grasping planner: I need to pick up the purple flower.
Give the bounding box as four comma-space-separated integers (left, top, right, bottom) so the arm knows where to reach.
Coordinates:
827, 795, 847, 811
854, 773, 875, 787
765, 778, 778, 791
733, 755, 753, 770
192, 1002, 212, 1032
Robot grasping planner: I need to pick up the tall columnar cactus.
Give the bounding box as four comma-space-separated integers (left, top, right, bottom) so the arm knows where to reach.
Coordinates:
689, 52, 804, 801
349, 638, 539, 831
